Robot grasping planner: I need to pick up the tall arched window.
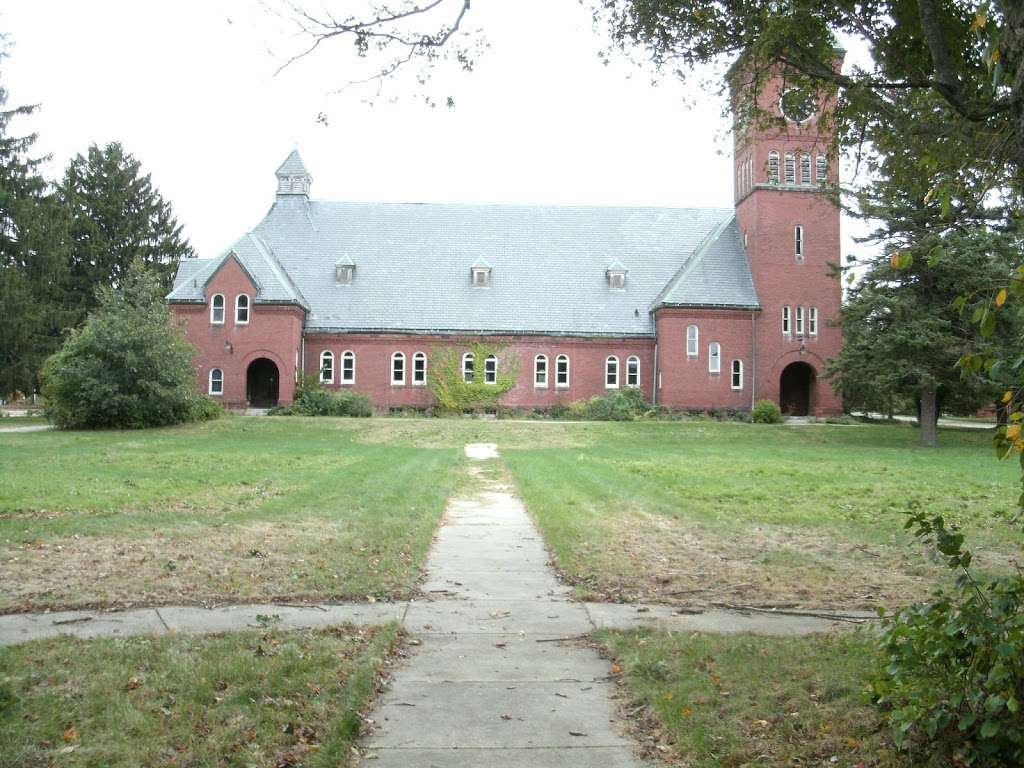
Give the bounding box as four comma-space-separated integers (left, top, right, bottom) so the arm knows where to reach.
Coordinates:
686, 325, 699, 357
809, 307, 819, 336
626, 356, 640, 388
534, 355, 548, 388
235, 294, 250, 325
341, 351, 355, 384
391, 352, 406, 385
209, 368, 223, 395
794, 225, 804, 260
412, 352, 427, 385
799, 153, 811, 185
816, 154, 827, 182
319, 351, 334, 384
462, 353, 474, 383
556, 355, 570, 388
768, 151, 780, 184
484, 355, 497, 384
210, 294, 225, 325
605, 356, 619, 389
731, 360, 743, 390
708, 342, 721, 374
784, 152, 796, 184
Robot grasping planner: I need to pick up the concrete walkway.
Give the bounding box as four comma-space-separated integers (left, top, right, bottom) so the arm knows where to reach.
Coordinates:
0, 423, 51, 433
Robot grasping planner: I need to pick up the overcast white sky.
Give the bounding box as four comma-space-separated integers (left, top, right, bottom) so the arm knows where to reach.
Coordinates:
4, 1, 866, 260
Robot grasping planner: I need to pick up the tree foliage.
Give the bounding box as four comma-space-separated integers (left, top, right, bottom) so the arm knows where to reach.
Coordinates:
428, 342, 519, 414
41, 262, 212, 430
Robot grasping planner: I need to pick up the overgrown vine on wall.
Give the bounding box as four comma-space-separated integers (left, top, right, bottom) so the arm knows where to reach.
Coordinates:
428, 342, 520, 414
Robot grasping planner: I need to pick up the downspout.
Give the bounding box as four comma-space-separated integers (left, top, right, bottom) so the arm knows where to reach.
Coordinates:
750, 310, 757, 409
652, 341, 659, 406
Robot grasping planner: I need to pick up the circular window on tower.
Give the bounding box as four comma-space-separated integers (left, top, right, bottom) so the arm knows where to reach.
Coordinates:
779, 88, 816, 123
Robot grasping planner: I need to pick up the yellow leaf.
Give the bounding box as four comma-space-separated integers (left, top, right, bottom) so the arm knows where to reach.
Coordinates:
997, 289, 1008, 307
1003, 390, 1013, 403
611, 664, 622, 674
1006, 424, 1020, 441
924, 187, 935, 204
681, 707, 694, 718
970, 11, 987, 32
63, 727, 79, 743
890, 252, 901, 268
992, 47, 1001, 64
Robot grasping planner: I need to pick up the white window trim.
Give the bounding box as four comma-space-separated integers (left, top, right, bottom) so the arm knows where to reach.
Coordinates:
340, 350, 355, 384
816, 154, 827, 182
412, 352, 427, 386
471, 268, 491, 288
319, 351, 334, 384
555, 354, 570, 388
768, 150, 780, 184
462, 352, 474, 383
686, 325, 699, 357
484, 355, 497, 385
784, 152, 796, 184
235, 294, 250, 325
534, 354, 548, 388
708, 342, 721, 374
391, 352, 406, 386
210, 293, 225, 325
731, 359, 743, 390
796, 306, 805, 336
605, 356, 620, 389
794, 225, 804, 261
626, 356, 640, 388
809, 307, 818, 337
783, 306, 792, 335
208, 368, 223, 395
799, 153, 811, 185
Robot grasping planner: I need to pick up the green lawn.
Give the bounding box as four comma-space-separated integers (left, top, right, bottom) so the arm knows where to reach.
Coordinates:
597, 628, 904, 767
499, 420, 1022, 609
0, 623, 400, 768
0, 417, 466, 612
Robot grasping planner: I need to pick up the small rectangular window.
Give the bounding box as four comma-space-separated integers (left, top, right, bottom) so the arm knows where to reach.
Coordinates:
782, 306, 791, 335
796, 306, 805, 336
472, 267, 491, 288
809, 307, 818, 336
708, 343, 721, 374
686, 325, 698, 357
794, 225, 804, 260
534, 356, 548, 388
731, 360, 743, 390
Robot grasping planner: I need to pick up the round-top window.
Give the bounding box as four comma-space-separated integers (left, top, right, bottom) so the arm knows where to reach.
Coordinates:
780, 88, 816, 123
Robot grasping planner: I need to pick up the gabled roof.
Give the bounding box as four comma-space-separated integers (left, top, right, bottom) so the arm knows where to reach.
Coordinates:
275, 149, 310, 178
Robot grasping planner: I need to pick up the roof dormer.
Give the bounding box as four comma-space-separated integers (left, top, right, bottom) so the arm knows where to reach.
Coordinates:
335, 254, 355, 285
275, 149, 312, 197
470, 257, 491, 288
606, 260, 628, 290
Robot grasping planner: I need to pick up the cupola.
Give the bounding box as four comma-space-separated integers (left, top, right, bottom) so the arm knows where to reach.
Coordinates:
275, 149, 312, 197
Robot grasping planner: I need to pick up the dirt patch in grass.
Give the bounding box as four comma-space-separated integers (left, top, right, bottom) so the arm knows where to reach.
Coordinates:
0, 520, 418, 613
565, 511, 1017, 610
0, 624, 403, 768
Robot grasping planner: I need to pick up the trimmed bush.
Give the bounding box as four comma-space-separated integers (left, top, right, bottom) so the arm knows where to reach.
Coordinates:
751, 399, 783, 423
569, 388, 650, 421
270, 380, 372, 418
42, 263, 210, 430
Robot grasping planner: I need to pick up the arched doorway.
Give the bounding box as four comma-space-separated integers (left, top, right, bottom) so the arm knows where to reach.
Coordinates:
246, 358, 280, 408
779, 362, 815, 416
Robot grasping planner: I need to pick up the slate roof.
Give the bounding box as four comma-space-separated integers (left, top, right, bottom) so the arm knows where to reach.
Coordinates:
275, 149, 310, 178
169, 192, 760, 337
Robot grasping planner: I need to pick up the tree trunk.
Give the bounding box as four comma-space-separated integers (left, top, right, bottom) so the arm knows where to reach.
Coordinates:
920, 382, 938, 447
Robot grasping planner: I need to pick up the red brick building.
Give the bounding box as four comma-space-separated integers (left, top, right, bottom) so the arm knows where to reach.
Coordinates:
169, 69, 842, 416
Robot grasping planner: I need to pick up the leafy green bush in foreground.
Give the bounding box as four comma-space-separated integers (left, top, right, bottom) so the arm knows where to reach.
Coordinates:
568, 388, 650, 421
270, 377, 372, 417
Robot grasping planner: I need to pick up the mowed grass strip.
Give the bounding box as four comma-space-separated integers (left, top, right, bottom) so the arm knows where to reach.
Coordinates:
501, 421, 1022, 609
597, 628, 905, 768
0, 623, 400, 768
0, 417, 465, 612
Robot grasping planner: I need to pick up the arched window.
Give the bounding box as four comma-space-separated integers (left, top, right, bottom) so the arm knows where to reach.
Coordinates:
809, 307, 819, 336
412, 352, 427, 385
319, 351, 334, 384
799, 153, 811, 185
210, 294, 225, 325
767, 151, 780, 184
686, 325, 699, 357
341, 351, 355, 384
556, 355, 570, 388
626, 356, 640, 388
605, 356, 619, 389
534, 355, 548, 388
484, 355, 497, 384
816, 154, 827, 182
784, 152, 795, 184
794, 225, 804, 260
462, 353, 474, 383
235, 294, 250, 325
708, 342, 721, 374
731, 360, 743, 390
391, 352, 406, 385
209, 368, 223, 395
782, 306, 792, 335
796, 306, 805, 336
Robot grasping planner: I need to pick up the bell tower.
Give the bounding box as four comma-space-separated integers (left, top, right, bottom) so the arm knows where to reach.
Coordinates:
730, 54, 844, 416
275, 148, 313, 197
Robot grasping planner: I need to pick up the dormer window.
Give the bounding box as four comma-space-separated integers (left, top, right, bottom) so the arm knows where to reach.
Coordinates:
606, 261, 628, 290
470, 259, 492, 288
335, 256, 355, 285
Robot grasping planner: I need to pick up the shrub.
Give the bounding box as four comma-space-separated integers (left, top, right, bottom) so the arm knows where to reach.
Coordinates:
568, 388, 650, 421
870, 509, 1024, 766
750, 399, 783, 424
190, 395, 224, 422
272, 383, 372, 417
42, 263, 208, 430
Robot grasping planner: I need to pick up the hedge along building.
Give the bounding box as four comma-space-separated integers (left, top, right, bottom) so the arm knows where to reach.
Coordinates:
168, 62, 843, 415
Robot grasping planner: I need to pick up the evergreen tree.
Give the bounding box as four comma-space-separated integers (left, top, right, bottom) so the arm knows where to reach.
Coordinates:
0, 36, 72, 398
57, 142, 194, 323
